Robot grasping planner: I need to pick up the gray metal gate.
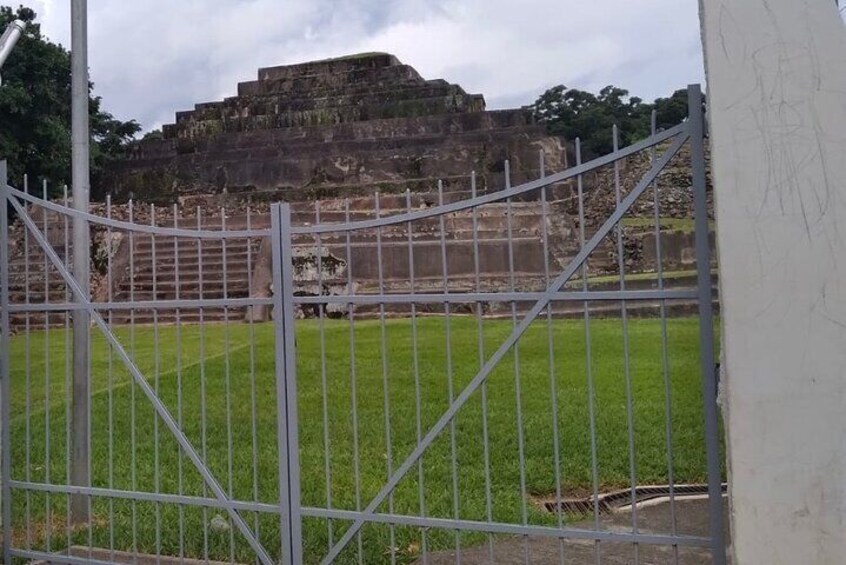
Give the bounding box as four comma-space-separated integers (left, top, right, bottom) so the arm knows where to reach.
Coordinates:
0, 84, 724, 564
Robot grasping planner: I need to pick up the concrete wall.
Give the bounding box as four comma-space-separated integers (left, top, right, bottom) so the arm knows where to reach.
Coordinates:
700, 2, 846, 563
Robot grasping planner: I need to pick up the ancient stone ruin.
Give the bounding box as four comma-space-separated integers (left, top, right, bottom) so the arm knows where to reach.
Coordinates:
5, 53, 712, 328
103, 52, 567, 203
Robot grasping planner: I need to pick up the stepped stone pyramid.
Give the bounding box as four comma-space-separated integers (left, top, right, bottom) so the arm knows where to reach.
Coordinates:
103, 53, 567, 202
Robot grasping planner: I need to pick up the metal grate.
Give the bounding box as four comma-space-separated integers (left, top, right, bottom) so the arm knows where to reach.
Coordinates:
539, 483, 729, 516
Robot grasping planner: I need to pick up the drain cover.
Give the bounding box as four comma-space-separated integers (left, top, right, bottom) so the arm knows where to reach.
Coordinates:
540, 483, 728, 515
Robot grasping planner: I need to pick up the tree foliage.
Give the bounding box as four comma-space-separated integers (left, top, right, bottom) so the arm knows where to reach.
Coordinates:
529, 85, 696, 157
0, 5, 140, 194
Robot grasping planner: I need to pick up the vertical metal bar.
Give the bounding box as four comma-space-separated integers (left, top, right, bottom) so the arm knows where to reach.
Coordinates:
577, 138, 602, 565
70, 0, 91, 524
271, 203, 297, 565
173, 203, 185, 563
42, 180, 52, 554
23, 176, 32, 552
151, 204, 162, 564
315, 201, 335, 549
63, 185, 72, 556
86, 210, 93, 561
281, 204, 303, 565
0, 163, 13, 564
504, 162, 529, 564
221, 207, 236, 564
272, 204, 289, 563
247, 205, 261, 563
437, 180, 461, 562
539, 152, 566, 565
688, 84, 726, 565
197, 207, 210, 563
106, 195, 115, 560
613, 126, 639, 564
651, 112, 679, 564
344, 200, 364, 563
374, 192, 397, 565
406, 188, 429, 564
128, 199, 138, 559
470, 172, 494, 562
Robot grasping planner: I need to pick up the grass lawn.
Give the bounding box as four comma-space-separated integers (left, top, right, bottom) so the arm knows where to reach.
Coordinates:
6, 315, 719, 563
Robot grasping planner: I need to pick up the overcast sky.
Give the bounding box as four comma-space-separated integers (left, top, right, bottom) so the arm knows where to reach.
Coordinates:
26, 0, 706, 133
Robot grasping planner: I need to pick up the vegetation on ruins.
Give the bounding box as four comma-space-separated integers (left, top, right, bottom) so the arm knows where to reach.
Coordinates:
0, 5, 140, 194
529, 85, 692, 157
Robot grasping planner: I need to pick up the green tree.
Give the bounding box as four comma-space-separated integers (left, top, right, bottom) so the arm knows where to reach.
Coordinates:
141, 128, 163, 141
0, 5, 140, 195
529, 85, 652, 157
654, 89, 691, 131
529, 85, 700, 157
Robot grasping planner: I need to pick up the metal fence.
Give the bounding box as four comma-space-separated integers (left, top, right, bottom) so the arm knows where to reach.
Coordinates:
0, 85, 725, 564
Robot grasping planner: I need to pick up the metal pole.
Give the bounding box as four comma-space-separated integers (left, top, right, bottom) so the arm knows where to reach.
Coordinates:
0, 20, 25, 558
689, 83, 726, 565
271, 203, 303, 564
0, 20, 26, 70
1, 162, 14, 563
70, 0, 91, 524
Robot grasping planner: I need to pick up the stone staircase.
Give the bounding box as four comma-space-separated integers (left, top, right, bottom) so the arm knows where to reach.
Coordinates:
5, 205, 77, 329
106, 212, 269, 326
5, 187, 697, 328
279, 190, 584, 317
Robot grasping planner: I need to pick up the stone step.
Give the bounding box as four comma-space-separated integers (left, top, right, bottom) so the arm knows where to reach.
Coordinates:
129, 247, 256, 261
129, 249, 257, 263
8, 313, 72, 329
298, 235, 547, 248
111, 295, 254, 306
7, 290, 73, 303
121, 278, 252, 292
107, 309, 250, 326
126, 258, 254, 274
289, 217, 552, 234
187, 120, 536, 155
191, 83, 466, 122
176, 94, 485, 135
122, 265, 254, 278
236, 63, 424, 98
288, 202, 549, 222
156, 112, 537, 158
130, 236, 257, 247
257, 53, 401, 82
6, 281, 73, 293
214, 175, 568, 207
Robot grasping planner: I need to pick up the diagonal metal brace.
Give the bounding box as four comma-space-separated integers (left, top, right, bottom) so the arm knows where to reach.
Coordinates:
5, 193, 276, 565
320, 130, 691, 564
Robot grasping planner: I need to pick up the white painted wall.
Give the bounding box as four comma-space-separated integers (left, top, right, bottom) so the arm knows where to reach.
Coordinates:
699, 1, 846, 563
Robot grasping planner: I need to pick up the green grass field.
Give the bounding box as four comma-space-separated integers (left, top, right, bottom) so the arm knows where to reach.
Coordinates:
6, 316, 718, 563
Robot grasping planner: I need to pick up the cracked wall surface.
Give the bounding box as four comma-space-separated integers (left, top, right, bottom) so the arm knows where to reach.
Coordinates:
701, 1, 846, 563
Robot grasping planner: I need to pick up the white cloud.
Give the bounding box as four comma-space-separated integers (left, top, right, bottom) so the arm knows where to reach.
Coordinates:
24, 0, 704, 132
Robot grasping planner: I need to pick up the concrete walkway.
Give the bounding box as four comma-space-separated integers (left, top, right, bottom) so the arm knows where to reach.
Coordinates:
421, 498, 730, 564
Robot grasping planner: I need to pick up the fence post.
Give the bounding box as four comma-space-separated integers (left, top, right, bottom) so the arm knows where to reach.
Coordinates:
0, 161, 12, 562
689, 83, 727, 565
70, 0, 91, 524
271, 203, 303, 564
